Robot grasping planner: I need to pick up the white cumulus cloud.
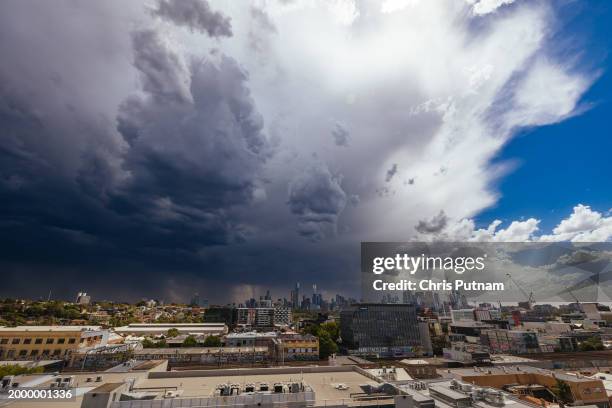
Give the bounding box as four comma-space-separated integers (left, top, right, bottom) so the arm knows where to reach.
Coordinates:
417, 204, 611, 242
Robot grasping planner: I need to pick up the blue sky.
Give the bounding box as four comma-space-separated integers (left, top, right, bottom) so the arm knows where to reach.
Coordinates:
478, 0, 612, 232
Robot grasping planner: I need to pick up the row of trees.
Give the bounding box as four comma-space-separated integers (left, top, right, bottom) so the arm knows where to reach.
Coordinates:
0, 364, 44, 378
0, 301, 84, 326
578, 336, 604, 351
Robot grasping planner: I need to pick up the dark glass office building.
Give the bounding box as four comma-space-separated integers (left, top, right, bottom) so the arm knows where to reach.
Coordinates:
339, 303, 423, 357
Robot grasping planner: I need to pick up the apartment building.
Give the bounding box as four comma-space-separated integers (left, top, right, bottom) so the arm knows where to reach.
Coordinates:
133, 346, 271, 365
451, 309, 476, 322
0, 326, 107, 360
274, 305, 292, 326
279, 333, 319, 360
481, 329, 540, 354
443, 342, 492, 364
235, 307, 292, 328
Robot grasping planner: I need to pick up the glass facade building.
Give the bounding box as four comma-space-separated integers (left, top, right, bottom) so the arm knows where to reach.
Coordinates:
339, 303, 422, 357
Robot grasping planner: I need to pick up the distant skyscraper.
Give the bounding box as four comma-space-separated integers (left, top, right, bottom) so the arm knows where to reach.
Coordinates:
190, 292, 200, 307
290, 282, 300, 309
75, 292, 91, 305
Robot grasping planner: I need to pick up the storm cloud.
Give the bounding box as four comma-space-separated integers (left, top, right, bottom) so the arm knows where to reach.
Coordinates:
415, 211, 449, 234
0, 0, 602, 302
331, 122, 350, 147
288, 165, 347, 241
153, 0, 232, 38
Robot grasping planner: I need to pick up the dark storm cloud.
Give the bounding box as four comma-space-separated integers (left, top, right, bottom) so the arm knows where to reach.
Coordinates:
153, 0, 232, 38
331, 122, 350, 147
415, 210, 448, 234
130, 30, 192, 103
116, 28, 272, 243
288, 165, 347, 241
0, 2, 274, 301
385, 163, 398, 182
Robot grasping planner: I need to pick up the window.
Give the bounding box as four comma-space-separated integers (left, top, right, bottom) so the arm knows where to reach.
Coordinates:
53, 349, 61, 356
0, 339, 8, 344
46, 338, 54, 344
30, 350, 39, 357
57, 338, 66, 344
42, 350, 50, 356
18, 350, 28, 357
23, 338, 32, 344
68, 338, 76, 344
35, 338, 43, 344
11, 338, 20, 344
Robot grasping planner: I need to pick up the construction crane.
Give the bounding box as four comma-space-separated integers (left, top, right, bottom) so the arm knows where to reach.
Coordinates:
506, 273, 535, 309
566, 288, 583, 313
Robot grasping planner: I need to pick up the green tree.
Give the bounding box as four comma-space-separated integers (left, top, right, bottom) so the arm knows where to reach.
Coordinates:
320, 322, 340, 341
303, 324, 321, 337
579, 337, 604, 351
0, 365, 44, 378
203, 335, 222, 347
318, 331, 338, 359
142, 338, 157, 348
431, 335, 449, 356
166, 328, 179, 338
552, 379, 573, 405
182, 335, 198, 347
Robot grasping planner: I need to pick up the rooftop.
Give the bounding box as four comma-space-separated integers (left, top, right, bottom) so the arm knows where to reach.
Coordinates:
114, 325, 227, 333
134, 346, 269, 355
449, 365, 601, 383
137, 369, 379, 403
0, 325, 102, 332
0, 360, 62, 367
400, 359, 431, 365
397, 380, 535, 408
225, 331, 278, 338
124, 323, 226, 327
89, 382, 124, 393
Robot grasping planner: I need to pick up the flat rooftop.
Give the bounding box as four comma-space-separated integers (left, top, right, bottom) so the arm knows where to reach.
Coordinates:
134, 346, 269, 355
0, 359, 62, 367
124, 323, 226, 327
114, 327, 226, 334
490, 355, 539, 364
4, 365, 394, 407
449, 365, 599, 383
398, 380, 535, 408
138, 370, 380, 403
400, 380, 533, 408
225, 331, 278, 338
0, 325, 102, 332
